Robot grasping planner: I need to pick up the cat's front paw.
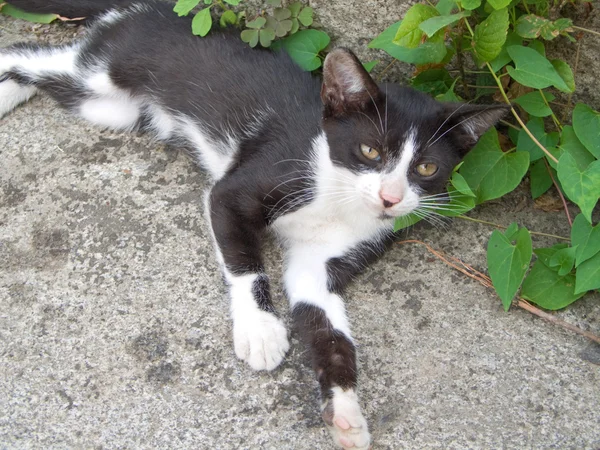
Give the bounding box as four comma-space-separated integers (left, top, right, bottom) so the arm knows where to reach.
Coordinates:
233, 309, 290, 371
323, 387, 371, 450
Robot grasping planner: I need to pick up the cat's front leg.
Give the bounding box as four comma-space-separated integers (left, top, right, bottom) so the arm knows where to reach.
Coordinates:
285, 246, 372, 450
207, 184, 289, 371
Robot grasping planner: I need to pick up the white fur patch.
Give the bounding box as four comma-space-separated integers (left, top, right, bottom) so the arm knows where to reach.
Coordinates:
0, 80, 37, 118
79, 96, 141, 130
145, 103, 175, 141
0, 45, 78, 78
96, 9, 126, 26
227, 273, 290, 371
325, 387, 371, 450
178, 116, 235, 180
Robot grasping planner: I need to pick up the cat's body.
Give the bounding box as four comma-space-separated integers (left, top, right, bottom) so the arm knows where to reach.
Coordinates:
1, 1, 507, 448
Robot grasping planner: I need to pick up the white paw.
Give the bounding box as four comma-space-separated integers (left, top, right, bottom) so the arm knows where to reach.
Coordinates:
233, 309, 290, 371
0, 79, 37, 118
323, 387, 371, 450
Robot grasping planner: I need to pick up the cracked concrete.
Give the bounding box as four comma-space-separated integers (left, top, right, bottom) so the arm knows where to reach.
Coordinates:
1, 13, 600, 450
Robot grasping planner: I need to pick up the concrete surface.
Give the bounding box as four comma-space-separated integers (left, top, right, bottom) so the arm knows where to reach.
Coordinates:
1, 12, 600, 450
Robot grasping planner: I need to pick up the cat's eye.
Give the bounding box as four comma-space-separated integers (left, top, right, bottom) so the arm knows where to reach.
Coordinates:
360, 144, 381, 162
416, 163, 438, 177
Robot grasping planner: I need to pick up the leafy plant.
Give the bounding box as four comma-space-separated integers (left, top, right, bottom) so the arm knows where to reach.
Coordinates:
173, 0, 329, 69
373, 0, 600, 311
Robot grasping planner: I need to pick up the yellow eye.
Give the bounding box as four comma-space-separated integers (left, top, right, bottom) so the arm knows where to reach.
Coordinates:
360, 144, 381, 161
416, 163, 438, 177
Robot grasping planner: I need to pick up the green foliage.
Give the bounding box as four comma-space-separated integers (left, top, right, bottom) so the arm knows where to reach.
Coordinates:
173, 0, 328, 69
0, 4, 58, 23
487, 223, 533, 310
459, 129, 530, 203
372, 0, 600, 311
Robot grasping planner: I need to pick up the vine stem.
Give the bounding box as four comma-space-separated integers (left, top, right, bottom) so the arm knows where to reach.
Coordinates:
461, 17, 559, 164
397, 240, 600, 345
485, 62, 560, 164
572, 25, 600, 37
455, 215, 571, 241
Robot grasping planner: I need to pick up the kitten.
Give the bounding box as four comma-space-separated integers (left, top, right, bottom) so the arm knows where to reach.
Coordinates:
0, 1, 507, 448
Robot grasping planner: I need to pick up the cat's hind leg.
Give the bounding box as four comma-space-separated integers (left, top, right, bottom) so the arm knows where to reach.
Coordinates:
1, 42, 142, 131
0, 43, 78, 118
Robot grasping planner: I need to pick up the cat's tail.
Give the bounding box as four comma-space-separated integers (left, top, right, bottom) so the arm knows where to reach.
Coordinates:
4, 0, 141, 19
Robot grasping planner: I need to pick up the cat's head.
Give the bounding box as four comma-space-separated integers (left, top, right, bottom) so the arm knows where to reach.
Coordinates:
318, 48, 508, 219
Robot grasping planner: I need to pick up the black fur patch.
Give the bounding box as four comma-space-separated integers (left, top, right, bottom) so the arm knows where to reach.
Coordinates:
252, 274, 275, 314
292, 303, 357, 396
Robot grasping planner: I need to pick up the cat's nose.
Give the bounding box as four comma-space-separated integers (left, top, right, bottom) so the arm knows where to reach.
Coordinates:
380, 191, 402, 208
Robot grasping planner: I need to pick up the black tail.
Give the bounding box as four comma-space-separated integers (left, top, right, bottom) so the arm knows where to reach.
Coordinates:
5, 0, 140, 19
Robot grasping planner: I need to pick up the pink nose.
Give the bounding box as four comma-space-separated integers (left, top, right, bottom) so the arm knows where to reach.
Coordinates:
380, 192, 402, 208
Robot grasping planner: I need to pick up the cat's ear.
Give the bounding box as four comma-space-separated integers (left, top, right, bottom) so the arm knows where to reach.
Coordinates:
442, 103, 510, 154
321, 48, 381, 117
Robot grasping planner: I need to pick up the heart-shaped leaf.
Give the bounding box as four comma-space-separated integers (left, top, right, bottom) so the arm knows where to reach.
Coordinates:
514, 91, 556, 117
572, 103, 600, 158
557, 152, 600, 223
192, 7, 212, 37
575, 252, 600, 294
506, 46, 569, 91
274, 29, 330, 71
487, 224, 533, 311
174, 0, 201, 16
571, 214, 600, 267
298, 7, 313, 26
460, 129, 530, 203
393, 4, 439, 48
521, 257, 585, 310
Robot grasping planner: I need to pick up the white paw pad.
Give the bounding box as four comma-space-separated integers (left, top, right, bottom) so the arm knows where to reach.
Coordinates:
233, 309, 290, 371
323, 387, 371, 450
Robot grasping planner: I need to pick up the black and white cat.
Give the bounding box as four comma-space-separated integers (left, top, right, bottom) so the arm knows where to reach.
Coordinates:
1, 1, 507, 448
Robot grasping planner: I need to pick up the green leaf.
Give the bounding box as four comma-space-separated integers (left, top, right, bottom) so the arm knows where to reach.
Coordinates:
412, 69, 453, 96
534, 244, 568, 267
393, 4, 439, 48
461, 0, 482, 10
487, 0, 512, 9
436, 79, 462, 102
241, 29, 259, 47
473, 7, 509, 63
369, 21, 447, 65
436, 0, 457, 15
514, 91, 555, 117
516, 117, 558, 161
273, 7, 291, 20
487, 224, 533, 311
575, 252, 600, 294
393, 213, 423, 231
515, 14, 572, 40
528, 39, 546, 57
550, 59, 575, 93
553, 125, 595, 171
521, 259, 585, 309
460, 129, 530, 203
288, 2, 302, 17
548, 246, 577, 276
362, 60, 378, 73
173, 0, 202, 16
192, 8, 213, 37
419, 11, 470, 38
266, 15, 293, 37
259, 27, 276, 47
1, 4, 58, 23
220, 9, 237, 27
557, 152, 600, 223
436, 187, 476, 217
275, 29, 330, 71
571, 214, 600, 267
529, 159, 553, 199
489, 31, 522, 73
267, 0, 282, 6
506, 46, 569, 91
223, 0, 241, 4
298, 7, 313, 26
450, 171, 476, 197
246, 16, 266, 29
573, 103, 600, 158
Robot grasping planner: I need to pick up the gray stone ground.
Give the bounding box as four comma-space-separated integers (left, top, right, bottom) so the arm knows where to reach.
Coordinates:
1, 11, 600, 450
